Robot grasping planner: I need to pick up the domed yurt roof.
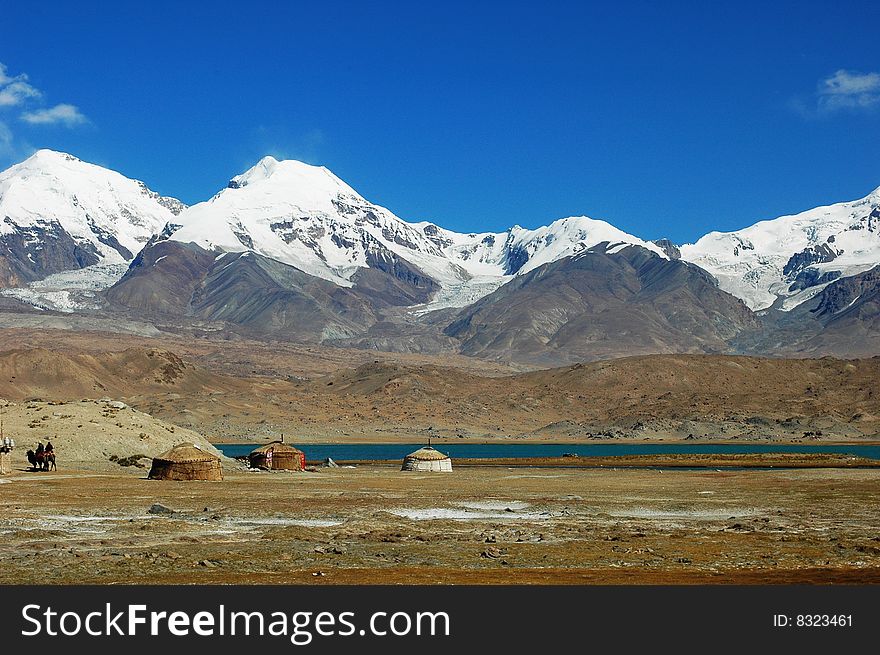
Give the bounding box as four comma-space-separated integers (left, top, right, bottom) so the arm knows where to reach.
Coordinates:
149, 443, 223, 481
406, 446, 449, 461
401, 445, 452, 472
250, 441, 303, 455
154, 443, 218, 463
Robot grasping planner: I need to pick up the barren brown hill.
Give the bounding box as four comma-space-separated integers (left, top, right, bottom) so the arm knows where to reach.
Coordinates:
0, 347, 248, 400
306, 355, 880, 441
1, 338, 878, 442
0, 327, 517, 379
517, 354, 880, 430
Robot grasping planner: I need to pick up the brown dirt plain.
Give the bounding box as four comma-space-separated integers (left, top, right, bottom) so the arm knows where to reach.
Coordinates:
0, 465, 878, 584
1, 328, 879, 584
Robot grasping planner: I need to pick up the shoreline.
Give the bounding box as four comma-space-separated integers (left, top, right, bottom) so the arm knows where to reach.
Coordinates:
315, 453, 880, 469
211, 437, 880, 446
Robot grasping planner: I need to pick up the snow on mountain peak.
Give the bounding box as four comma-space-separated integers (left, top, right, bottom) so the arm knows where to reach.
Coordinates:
171, 156, 449, 286
679, 186, 880, 311
230, 154, 280, 184
226, 156, 358, 198
507, 215, 666, 273
0, 150, 188, 305
166, 154, 666, 299
25, 148, 80, 163
0, 149, 184, 257
10, 149, 95, 178
18, 148, 879, 319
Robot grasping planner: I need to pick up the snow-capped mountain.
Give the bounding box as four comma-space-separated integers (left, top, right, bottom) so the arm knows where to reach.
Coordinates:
409, 215, 669, 310
0, 149, 184, 292
4, 149, 880, 362
6, 150, 880, 322
163, 155, 665, 310
680, 187, 880, 311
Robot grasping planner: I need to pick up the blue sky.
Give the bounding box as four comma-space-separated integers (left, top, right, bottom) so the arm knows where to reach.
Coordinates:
2, 1, 879, 243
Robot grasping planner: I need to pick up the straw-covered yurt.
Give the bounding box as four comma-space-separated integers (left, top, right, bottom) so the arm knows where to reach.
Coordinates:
401, 446, 452, 472
248, 441, 305, 471
148, 443, 223, 481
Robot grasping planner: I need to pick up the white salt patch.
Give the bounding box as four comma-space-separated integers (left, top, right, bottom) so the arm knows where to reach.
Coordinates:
235, 517, 344, 528
194, 528, 240, 537
456, 501, 530, 511
388, 508, 550, 522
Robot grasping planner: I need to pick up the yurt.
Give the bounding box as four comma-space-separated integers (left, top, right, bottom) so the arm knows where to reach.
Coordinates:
248, 441, 305, 471
148, 443, 223, 481
401, 446, 452, 472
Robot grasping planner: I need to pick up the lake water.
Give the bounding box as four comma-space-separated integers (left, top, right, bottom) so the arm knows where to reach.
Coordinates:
215, 442, 880, 461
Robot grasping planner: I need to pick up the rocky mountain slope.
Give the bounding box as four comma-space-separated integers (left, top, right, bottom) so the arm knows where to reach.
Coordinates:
735, 263, 880, 358
105, 155, 670, 344
443, 243, 759, 365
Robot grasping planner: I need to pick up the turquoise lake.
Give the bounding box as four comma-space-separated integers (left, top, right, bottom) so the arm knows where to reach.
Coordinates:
215, 442, 880, 461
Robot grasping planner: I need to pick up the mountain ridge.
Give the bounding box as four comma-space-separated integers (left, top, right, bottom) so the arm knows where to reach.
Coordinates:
5, 149, 879, 317
2, 150, 880, 365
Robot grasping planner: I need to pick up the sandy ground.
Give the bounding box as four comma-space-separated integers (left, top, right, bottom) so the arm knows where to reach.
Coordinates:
1, 463, 878, 584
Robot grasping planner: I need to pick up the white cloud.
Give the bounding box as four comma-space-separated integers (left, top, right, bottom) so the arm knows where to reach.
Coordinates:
816, 69, 880, 114
0, 63, 42, 107
20, 103, 88, 126
0, 80, 42, 107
